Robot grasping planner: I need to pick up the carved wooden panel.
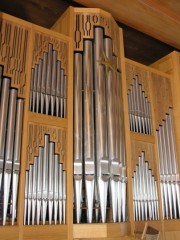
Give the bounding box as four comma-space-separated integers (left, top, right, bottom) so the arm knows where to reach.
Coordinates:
27, 123, 67, 169
150, 73, 173, 129
74, 11, 120, 57
131, 140, 157, 179
32, 30, 68, 74
0, 17, 30, 97
125, 62, 150, 99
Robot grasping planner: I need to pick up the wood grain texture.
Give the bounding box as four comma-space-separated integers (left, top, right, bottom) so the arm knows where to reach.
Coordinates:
74, 0, 180, 49
23, 225, 68, 240
0, 226, 20, 240
151, 51, 180, 179
1, 1, 177, 65
73, 223, 131, 239
149, 72, 172, 129
0, 12, 31, 97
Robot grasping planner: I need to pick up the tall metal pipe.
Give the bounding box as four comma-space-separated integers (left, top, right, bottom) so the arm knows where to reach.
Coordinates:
31, 157, 38, 225
48, 142, 55, 224
63, 170, 66, 224
51, 51, 57, 116
83, 40, 95, 223
109, 53, 121, 221
0, 78, 10, 192
36, 59, 42, 113
24, 171, 29, 225
36, 147, 43, 225
74, 52, 83, 224
56, 61, 61, 117
42, 135, 49, 224
3, 89, 17, 225
94, 27, 109, 223
54, 155, 59, 224
32, 64, 38, 112
59, 163, 63, 224
45, 44, 53, 115
60, 69, 65, 118
12, 98, 24, 225
41, 52, 48, 114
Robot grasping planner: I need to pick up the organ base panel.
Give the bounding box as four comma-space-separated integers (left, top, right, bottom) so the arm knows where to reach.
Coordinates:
0, 7, 180, 240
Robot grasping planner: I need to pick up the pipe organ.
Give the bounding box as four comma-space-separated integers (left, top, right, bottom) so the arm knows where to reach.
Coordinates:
127, 76, 152, 134
0, 7, 180, 240
24, 134, 66, 225
156, 109, 180, 220
73, 17, 127, 223
29, 43, 67, 118
0, 70, 24, 226
132, 152, 159, 221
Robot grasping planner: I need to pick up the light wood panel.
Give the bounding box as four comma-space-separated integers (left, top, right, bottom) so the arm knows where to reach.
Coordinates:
23, 225, 68, 240
74, 0, 180, 49
73, 223, 131, 239
151, 51, 180, 175
0, 226, 20, 240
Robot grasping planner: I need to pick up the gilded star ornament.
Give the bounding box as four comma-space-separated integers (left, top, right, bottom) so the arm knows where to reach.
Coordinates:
97, 51, 116, 76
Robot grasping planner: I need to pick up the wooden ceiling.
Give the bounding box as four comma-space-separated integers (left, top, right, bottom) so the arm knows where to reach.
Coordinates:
74, 0, 180, 49
0, 0, 179, 65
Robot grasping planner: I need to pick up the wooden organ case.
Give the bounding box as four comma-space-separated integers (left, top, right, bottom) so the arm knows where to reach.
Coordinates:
0, 7, 180, 240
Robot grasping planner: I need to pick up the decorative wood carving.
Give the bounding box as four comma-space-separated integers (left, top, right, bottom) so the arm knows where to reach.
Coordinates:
32, 31, 68, 75
125, 62, 150, 99
74, 11, 120, 57
0, 17, 30, 97
150, 73, 172, 129
27, 123, 67, 169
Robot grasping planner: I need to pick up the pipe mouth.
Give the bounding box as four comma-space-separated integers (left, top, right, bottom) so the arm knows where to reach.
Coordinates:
101, 174, 109, 182
74, 175, 82, 181
85, 175, 95, 181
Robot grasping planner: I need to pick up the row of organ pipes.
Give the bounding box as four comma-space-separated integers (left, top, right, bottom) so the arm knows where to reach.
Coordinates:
0, 66, 24, 225
156, 109, 180, 219
127, 76, 152, 134
29, 43, 67, 118
25, 42, 68, 225
73, 27, 127, 224
127, 74, 180, 221
24, 134, 66, 225
132, 152, 159, 221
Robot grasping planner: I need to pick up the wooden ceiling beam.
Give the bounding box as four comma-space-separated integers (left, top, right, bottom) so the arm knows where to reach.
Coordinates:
73, 0, 180, 49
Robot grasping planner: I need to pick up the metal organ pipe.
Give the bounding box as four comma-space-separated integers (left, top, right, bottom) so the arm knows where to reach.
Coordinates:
0, 72, 24, 225
74, 53, 83, 224
73, 26, 127, 223
105, 37, 120, 223
83, 40, 95, 223
127, 77, 152, 134
94, 27, 109, 224
12, 98, 24, 225
132, 152, 159, 221
156, 110, 180, 220
23, 135, 67, 225
29, 44, 67, 118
